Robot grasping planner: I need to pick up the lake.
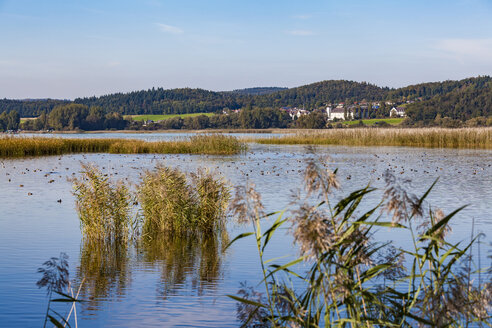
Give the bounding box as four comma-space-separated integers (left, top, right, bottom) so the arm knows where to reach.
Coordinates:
0, 133, 491, 327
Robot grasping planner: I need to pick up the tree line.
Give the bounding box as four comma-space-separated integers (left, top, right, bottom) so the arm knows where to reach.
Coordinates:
0, 99, 68, 117
0, 110, 20, 131
2, 76, 491, 124
20, 104, 128, 131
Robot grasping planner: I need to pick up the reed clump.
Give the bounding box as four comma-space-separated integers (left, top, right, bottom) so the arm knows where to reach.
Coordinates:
254, 127, 492, 149
138, 166, 230, 236
72, 163, 133, 241
229, 157, 492, 327
0, 134, 246, 157
72, 163, 230, 240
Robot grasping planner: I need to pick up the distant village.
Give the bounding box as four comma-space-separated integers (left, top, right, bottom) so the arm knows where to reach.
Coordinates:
280, 101, 408, 121
227, 99, 412, 121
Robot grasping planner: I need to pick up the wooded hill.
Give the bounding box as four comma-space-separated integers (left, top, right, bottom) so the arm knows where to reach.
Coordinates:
1, 76, 491, 121
0, 99, 69, 117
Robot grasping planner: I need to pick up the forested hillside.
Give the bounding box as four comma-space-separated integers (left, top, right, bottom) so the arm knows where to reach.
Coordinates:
250, 80, 388, 108
1, 77, 491, 123
405, 79, 492, 121
73, 88, 244, 115
387, 76, 492, 100
229, 87, 288, 95
73, 80, 388, 114
0, 99, 69, 117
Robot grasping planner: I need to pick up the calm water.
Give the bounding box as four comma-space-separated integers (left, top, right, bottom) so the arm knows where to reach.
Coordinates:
0, 134, 491, 327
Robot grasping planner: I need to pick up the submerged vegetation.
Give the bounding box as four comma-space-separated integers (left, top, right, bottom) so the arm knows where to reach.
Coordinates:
254, 127, 492, 149
0, 134, 246, 157
229, 157, 492, 327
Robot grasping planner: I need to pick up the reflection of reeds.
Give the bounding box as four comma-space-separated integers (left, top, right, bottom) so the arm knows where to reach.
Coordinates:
254, 127, 492, 148
140, 232, 226, 298
76, 239, 131, 311
138, 166, 230, 236
0, 134, 246, 157
74, 232, 226, 310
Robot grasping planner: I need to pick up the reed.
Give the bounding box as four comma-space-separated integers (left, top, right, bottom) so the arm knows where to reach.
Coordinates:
229, 157, 492, 327
138, 166, 230, 236
72, 163, 133, 241
253, 127, 492, 149
0, 134, 246, 157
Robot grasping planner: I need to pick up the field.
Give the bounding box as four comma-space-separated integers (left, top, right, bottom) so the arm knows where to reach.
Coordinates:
20, 117, 37, 124
342, 118, 404, 125
126, 113, 214, 122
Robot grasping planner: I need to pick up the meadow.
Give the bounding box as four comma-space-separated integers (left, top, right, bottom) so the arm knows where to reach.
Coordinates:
126, 113, 214, 122
0, 134, 245, 157
342, 118, 404, 125
254, 127, 492, 149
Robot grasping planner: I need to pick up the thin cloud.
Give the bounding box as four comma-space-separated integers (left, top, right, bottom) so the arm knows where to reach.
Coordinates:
293, 14, 311, 20
287, 30, 314, 36
435, 38, 492, 60
156, 23, 184, 35
0, 59, 19, 66
107, 61, 120, 67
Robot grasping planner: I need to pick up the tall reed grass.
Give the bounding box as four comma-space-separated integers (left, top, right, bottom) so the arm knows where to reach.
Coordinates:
254, 127, 492, 149
72, 163, 230, 240
229, 157, 492, 327
72, 163, 133, 241
138, 166, 230, 236
0, 134, 246, 157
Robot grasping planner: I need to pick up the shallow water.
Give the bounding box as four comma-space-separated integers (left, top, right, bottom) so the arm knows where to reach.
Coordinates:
0, 135, 491, 327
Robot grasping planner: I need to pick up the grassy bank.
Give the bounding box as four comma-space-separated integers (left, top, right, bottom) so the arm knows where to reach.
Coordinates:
0, 134, 246, 158
254, 127, 492, 149
342, 118, 404, 126
126, 113, 214, 122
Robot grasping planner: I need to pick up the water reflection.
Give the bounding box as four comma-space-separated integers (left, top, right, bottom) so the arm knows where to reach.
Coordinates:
76, 240, 131, 311
139, 232, 227, 298
75, 231, 227, 314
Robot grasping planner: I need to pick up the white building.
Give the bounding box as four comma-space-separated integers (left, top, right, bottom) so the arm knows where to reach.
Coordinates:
326, 106, 353, 121
289, 108, 309, 120
390, 106, 406, 117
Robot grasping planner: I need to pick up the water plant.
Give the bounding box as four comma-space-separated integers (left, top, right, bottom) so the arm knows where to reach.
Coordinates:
138, 166, 230, 236
37, 253, 83, 328
228, 156, 492, 327
72, 163, 133, 241
254, 127, 492, 149
0, 134, 246, 158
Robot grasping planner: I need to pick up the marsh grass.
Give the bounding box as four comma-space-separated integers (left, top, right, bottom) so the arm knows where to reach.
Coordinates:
229, 157, 492, 327
253, 127, 492, 149
138, 166, 230, 236
0, 134, 246, 157
71, 162, 230, 240
72, 163, 133, 242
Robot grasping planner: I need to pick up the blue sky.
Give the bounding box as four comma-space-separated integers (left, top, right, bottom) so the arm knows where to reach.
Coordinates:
0, 0, 491, 99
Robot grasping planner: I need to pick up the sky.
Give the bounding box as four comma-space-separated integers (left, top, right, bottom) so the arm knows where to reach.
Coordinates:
0, 0, 491, 99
